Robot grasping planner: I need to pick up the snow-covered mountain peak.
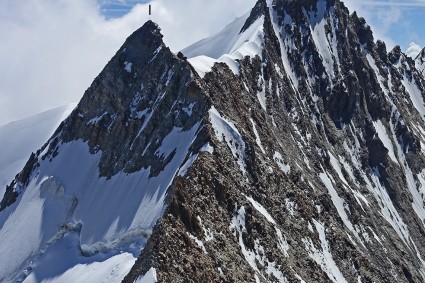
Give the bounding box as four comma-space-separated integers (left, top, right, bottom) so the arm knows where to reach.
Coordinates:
3, 0, 425, 281
0, 16, 205, 282
181, 0, 268, 77
119, 20, 164, 64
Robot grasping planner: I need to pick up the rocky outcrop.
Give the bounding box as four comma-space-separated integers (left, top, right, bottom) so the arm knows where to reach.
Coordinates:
417, 47, 425, 76
3, 0, 425, 282
125, 0, 425, 282
0, 21, 209, 282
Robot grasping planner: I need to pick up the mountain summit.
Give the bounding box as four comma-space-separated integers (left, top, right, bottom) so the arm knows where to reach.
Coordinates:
2, 0, 425, 282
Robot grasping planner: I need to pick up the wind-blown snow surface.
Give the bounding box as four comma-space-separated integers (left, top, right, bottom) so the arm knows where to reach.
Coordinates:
0, 104, 76, 198
0, 121, 200, 282
133, 268, 157, 283
182, 12, 265, 77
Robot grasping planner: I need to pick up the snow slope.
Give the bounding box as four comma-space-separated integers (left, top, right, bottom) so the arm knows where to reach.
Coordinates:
182, 12, 253, 59
182, 11, 265, 77
0, 117, 200, 282
0, 104, 76, 198
1, 20, 205, 283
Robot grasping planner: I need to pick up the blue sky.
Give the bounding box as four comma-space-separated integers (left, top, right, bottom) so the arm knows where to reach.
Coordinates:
98, 0, 149, 19
98, 0, 425, 53
349, 0, 425, 54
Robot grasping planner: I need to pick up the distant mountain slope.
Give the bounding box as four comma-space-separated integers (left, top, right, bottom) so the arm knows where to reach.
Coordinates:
181, 7, 265, 77
181, 11, 253, 59
0, 104, 75, 197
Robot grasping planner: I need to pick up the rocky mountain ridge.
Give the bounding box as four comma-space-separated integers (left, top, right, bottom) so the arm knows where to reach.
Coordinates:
417, 47, 425, 76
2, 0, 425, 282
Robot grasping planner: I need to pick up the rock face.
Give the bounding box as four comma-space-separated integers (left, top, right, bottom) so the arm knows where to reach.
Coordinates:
0, 20, 208, 283
417, 48, 425, 76
2, 0, 425, 282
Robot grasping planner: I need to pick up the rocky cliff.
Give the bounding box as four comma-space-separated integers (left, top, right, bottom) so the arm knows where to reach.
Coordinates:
2, 0, 425, 282
417, 48, 425, 76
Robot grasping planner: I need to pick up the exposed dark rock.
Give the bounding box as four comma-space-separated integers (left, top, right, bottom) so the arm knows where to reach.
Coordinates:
3, 0, 425, 282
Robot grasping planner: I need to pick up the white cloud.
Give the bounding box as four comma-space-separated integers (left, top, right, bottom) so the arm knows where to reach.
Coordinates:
343, 0, 425, 51
406, 42, 423, 58
1, 0, 422, 125
0, 0, 148, 125
0, 0, 256, 125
